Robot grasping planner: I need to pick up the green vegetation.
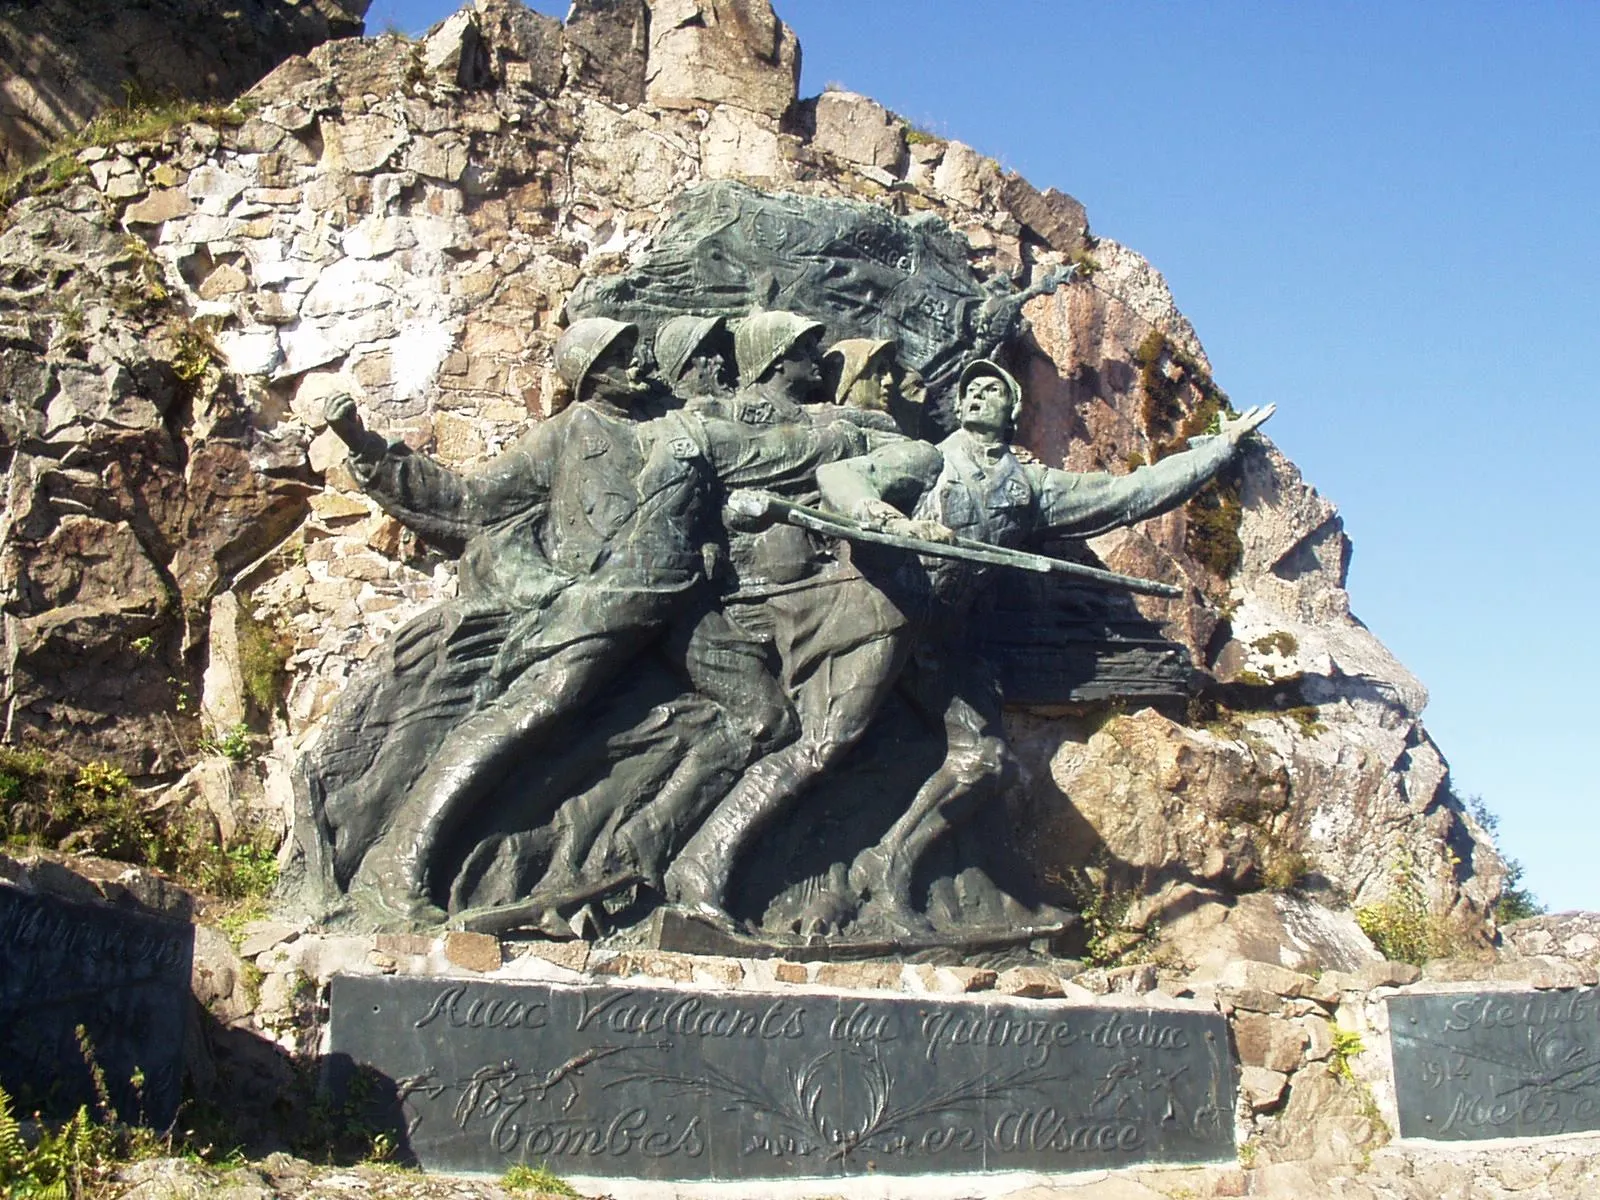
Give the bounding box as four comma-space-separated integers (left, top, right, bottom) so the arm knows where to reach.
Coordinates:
116, 236, 169, 312
1285, 705, 1326, 737
236, 602, 294, 716
1495, 859, 1544, 924
0, 1049, 409, 1194
1057, 861, 1157, 966
1132, 329, 1246, 579
51, 299, 87, 351
1134, 330, 1232, 454
292, 1064, 408, 1166
200, 841, 279, 905
110, 234, 221, 411
1251, 631, 1298, 658
1, 1080, 120, 1199
1464, 793, 1545, 923
2, 94, 254, 210
1184, 482, 1245, 579
1356, 853, 1435, 965
199, 722, 253, 764
1194, 669, 1326, 741
0, 1025, 181, 1200
0, 747, 278, 905
1217, 781, 1289, 831
503, 1162, 582, 1196
1215, 773, 1310, 893
1, 753, 150, 864
1066, 244, 1101, 277
170, 316, 219, 383
1134, 330, 1183, 439
1261, 848, 1310, 892
1329, 1026, 1366, 1081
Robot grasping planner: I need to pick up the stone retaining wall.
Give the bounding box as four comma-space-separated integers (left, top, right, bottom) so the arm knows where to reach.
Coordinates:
5, 854, 1599, 1196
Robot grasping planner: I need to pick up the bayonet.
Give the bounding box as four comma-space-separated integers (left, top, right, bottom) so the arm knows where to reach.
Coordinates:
726, 490, 1183, 598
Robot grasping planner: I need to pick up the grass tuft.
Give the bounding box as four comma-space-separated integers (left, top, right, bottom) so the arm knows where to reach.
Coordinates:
503, 1162, 582, 1196
2, 96, 255, 210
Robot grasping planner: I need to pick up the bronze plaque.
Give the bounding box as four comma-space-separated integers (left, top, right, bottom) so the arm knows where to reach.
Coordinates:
0, 886, 192, 1125
328, 975, 1234, 1178
1389, 989, 1600, 1139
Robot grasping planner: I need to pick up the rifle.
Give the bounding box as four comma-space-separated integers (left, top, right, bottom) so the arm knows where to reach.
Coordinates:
725, 490, 1183, 598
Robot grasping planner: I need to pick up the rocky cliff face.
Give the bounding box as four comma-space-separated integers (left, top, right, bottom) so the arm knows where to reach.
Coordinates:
0, 0, 371, 171
0, 0, 1505, 955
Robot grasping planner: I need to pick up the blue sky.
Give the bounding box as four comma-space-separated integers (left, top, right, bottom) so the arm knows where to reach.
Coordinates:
368, 1, 1600, 911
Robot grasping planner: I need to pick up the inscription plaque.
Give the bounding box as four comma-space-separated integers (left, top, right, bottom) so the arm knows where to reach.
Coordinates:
328, 975, 1234, 1178
1389, 989, 1600, 1140
0, 885, 193, 1124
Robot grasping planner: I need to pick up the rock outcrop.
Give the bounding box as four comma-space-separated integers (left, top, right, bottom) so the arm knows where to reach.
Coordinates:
0, 0, 372, 171
0, 0, 1507, 961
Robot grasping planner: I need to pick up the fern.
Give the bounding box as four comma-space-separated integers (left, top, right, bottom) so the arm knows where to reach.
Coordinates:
0, 1083, 122, 1199
0, 1083, 25, 1181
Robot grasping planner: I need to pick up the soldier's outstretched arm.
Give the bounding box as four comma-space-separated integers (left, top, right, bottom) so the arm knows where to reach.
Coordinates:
816, 441, 950, 541
326, 395, 557, 543
1033, 403, 1274, 539
690, 411, 858, 491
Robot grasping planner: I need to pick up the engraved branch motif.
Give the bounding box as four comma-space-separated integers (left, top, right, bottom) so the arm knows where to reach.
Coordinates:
607, 1046, 1074, 1162
608, 1054, 823, 1155
1421, 1027, 1600, 1101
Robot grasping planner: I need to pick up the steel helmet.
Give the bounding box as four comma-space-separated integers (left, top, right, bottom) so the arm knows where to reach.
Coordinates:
655, 314, 729, 384
958, 358, 1023, 423
554, 317, 638, 399
734, 311, 824, 383
824, 337, 894, 406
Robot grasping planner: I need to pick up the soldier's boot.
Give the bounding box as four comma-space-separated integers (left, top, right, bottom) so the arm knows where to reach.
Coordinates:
664, 746, 811, 923
610, 726, 748, 890
852, 733, 1011, 937
848, 844, 935, 938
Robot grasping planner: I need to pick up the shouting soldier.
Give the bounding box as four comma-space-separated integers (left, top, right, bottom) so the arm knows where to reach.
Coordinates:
816, 358, 1274, 933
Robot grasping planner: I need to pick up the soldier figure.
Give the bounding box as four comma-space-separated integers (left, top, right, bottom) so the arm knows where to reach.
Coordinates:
661, 312, 917, 927
316, 318, 872, 926
824, 337, 927, 436
654, 314, 735, 408
817, 359, 1275, 933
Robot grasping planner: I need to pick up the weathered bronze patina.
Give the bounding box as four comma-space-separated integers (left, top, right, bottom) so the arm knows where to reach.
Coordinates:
289, 185, 1271, 945
328, 974, 1235, 1178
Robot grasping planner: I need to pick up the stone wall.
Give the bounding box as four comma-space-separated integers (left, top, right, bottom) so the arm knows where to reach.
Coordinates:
0, 0, 1505, 962
10, 853, 1599, 1198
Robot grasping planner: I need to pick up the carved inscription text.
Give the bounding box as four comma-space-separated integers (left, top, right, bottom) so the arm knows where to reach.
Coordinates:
0, 886, 192, 1125
329, 975, 1233, 1179
1389, 988, 1600, 1140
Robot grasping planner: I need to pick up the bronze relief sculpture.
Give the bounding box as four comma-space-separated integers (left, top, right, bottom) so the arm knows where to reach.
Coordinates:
289, 184, 1271, 949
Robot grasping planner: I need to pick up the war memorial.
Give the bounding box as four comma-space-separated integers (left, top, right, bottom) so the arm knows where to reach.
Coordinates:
2, 1, 1599, 1196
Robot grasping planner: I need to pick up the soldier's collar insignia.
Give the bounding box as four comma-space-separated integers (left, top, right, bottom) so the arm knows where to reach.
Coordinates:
580, 435, 611, 458
740, 400, 775, 424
